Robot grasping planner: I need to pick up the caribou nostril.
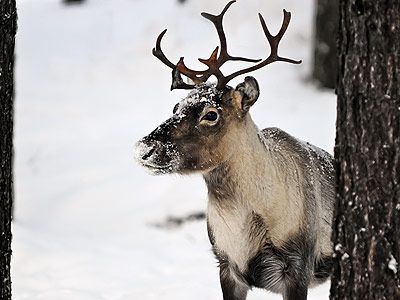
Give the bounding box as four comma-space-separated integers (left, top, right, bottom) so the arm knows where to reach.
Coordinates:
142, 146, 156, 160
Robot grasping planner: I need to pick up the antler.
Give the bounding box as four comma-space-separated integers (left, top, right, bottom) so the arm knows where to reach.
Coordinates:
220, 10, 302, 88
153, 1, 260, 90
152, 1, 301, 90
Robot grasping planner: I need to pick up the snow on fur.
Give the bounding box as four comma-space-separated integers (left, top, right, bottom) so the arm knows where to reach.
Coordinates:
175, 83, 219, 116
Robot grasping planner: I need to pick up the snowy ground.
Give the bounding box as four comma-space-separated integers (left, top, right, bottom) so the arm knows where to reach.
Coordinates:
12, 0, 335, 299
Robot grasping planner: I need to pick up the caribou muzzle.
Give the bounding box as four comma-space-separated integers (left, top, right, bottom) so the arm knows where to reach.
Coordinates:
134, 136, 179, 175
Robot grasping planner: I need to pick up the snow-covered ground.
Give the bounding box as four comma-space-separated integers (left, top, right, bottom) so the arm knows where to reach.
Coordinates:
12, 0, 335, 299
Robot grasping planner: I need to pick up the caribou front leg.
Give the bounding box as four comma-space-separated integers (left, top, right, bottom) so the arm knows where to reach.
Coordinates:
283, 283, 308, 300
219, 262, 248, 300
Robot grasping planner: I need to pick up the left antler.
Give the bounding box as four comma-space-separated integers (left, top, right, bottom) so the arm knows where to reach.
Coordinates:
152, 1, 301, 90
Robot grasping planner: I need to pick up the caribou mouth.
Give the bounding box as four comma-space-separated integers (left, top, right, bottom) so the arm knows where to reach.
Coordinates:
140, 162, 175, 175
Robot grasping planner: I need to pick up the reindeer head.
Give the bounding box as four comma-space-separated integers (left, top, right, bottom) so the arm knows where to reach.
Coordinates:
135, 1, 300, 175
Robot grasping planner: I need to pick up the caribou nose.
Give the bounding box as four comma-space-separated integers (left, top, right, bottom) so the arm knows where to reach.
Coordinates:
134, 140, 156, 163
141, 145, 155, 161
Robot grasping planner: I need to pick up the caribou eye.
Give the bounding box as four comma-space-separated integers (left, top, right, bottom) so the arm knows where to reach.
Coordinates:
202, 111, 219, 122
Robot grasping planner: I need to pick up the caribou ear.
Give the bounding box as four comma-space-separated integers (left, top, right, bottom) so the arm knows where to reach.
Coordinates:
235, 76, 260, 112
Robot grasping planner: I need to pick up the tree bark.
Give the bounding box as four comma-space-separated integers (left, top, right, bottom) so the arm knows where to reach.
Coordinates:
313, 0, 339, 89
0, 0, 16, 298
331, 1, 400, 299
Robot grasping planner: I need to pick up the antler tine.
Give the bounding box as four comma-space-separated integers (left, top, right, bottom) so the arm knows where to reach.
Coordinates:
200, 1, 232, 59
153, 29, 201, 90
259, 10, 291, 57
275, 9, 292, 43
219, 9, 302, 89
152, 29, 176, 69
259, 10, 301, 64
201, 1, 261, 66
169, 1, 260, 89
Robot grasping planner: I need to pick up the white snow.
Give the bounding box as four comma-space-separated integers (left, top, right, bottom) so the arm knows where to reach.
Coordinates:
12, 0, 335, 299
341, 253, 350, 260
389, 255, 398, 274
175, 83, 218, 116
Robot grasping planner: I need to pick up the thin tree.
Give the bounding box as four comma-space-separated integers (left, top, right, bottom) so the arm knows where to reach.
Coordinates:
62, 0, 85, 5
0, 0, 17, 298
331, 1, 400, 299
313, 0, 339, 89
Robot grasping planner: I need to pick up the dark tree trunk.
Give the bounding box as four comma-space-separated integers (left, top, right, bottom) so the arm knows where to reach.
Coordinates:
331, 1, 400, 299
0, 0, 16, 298
313, 0, 339, 89
62, 0, 85, 5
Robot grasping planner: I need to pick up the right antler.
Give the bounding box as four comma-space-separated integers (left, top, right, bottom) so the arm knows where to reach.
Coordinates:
152, 1, 301, 90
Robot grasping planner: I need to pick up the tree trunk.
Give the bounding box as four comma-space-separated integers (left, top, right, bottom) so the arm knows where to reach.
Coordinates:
331, 1, 400, 299
313, 0, 339, 89
62, 0, 86, 5
0, 0, 16, 298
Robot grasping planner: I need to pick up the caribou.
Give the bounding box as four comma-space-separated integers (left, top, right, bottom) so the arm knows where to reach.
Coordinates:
135, 2, 335, 299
